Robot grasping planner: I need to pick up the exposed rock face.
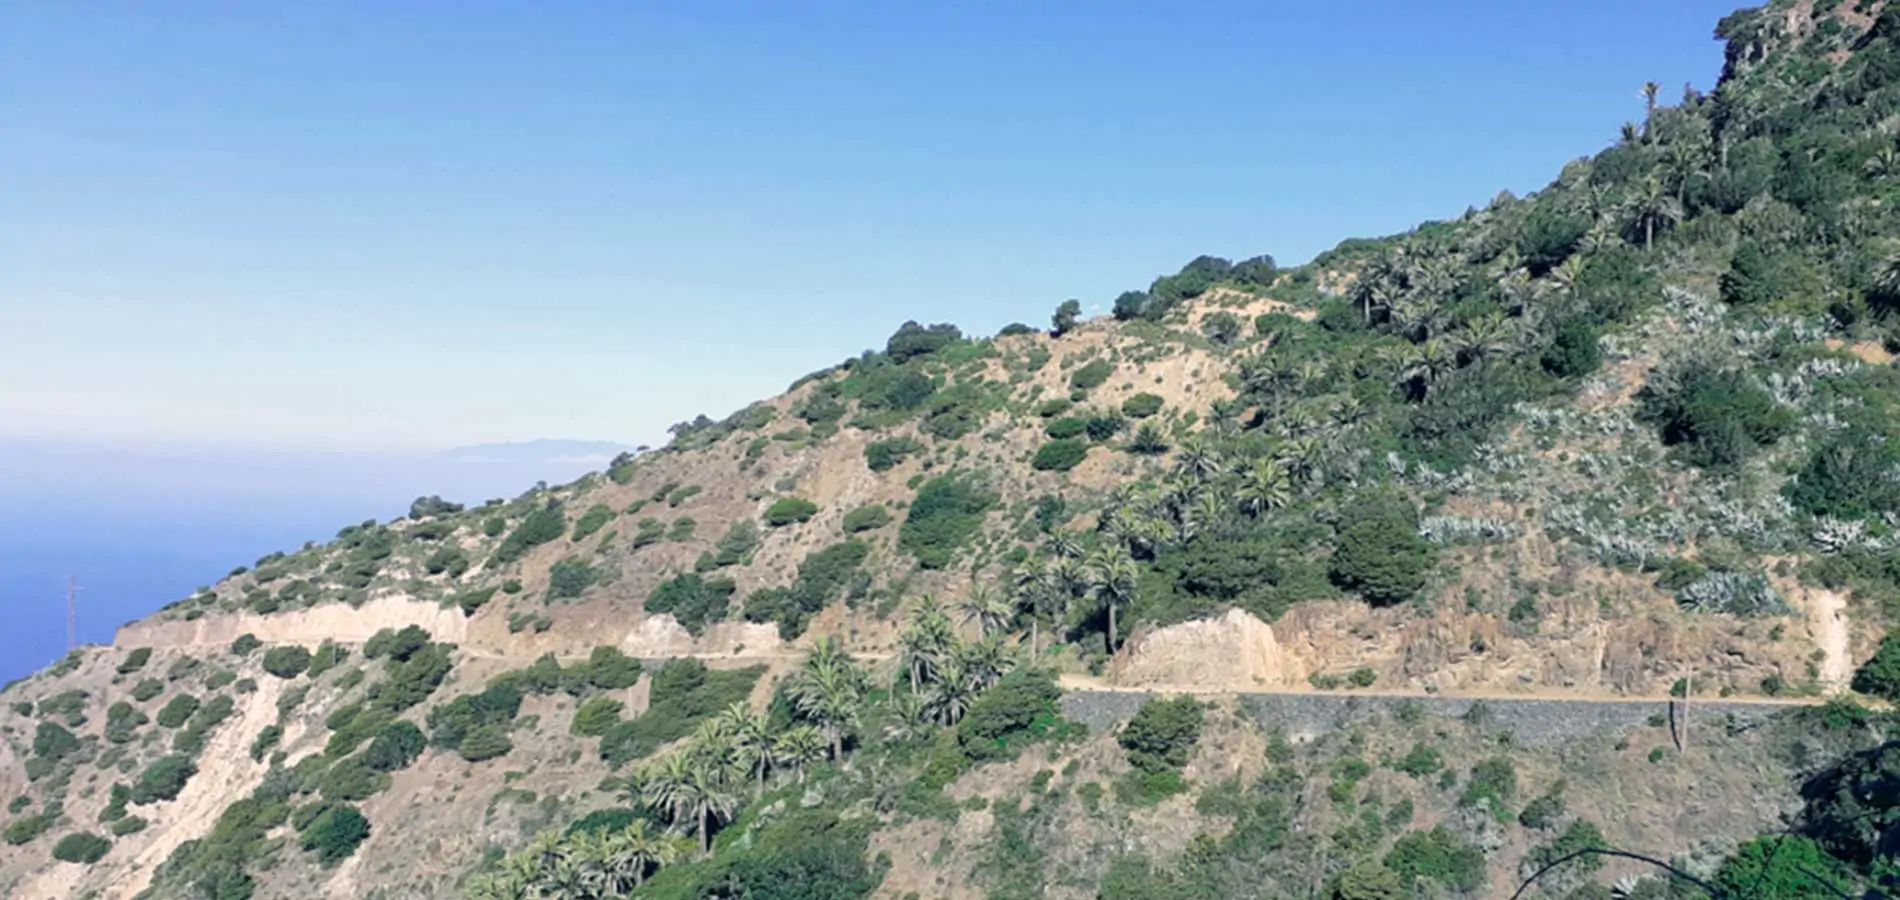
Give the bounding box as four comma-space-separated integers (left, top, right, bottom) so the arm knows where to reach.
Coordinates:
1110, 609, 1304, 690
114, 594, 469, 649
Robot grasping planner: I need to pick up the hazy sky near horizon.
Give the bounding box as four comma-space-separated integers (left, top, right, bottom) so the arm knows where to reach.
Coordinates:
3, 0, 1741, 452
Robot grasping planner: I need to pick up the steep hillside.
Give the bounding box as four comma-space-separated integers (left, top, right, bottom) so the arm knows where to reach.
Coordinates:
19, 1, 1900, 897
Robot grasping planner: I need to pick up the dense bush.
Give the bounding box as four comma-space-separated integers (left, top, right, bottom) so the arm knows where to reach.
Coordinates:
428, 682, 523, 750
423, 546, 470, 577
712, 519, 762, 567
51, 831, 110, 864
361, 721, 425, 772
1120, 393, 1164, 418
261, 645, 312, 679
1852, 633, 1900, 701
307, 640, 347, 677
742, 541, 870, 638
1539, 317, 1601, 378
130, 678, 164, 703
571, 696, 625, 737
1118, 696, 1204, 776
597, 661, 762, 766
156, 693, 201, 729
899, 475, 997, 569
957, 670, 1064, 763
230, 633, 262, 657
409, 494, 463, 519
1788, 427, 1900, 520
1637, 364, 1793, 470
1069, 359, 1114, 391
366, 642, 453, 713
458, 724, 515, 762
301, 803, 371, 864
132, 755, 197, 804
1383, 826, 1484, 893
765, 496, 820, 527
492, 502, 566, 565
4, 813, 53, 846
863, 437, 924, 472
884, 320, 964, 363
646, 573, 738, 635
1049, 417, 1095, 441
1328, 495, 1437, 607
105, 701, 148, 744
571, 503, 615, 541
1458, 757, 1518, 821
117, 647, 152, 674
33, 721, 79, 760
1031, 439, 1090, 472
545, 556, 598, 601
319, 757, 389, 802
841, 505, 892, 534
363, 625, 430, 662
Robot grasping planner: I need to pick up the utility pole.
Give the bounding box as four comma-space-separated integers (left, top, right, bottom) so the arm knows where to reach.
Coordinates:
67, 575, 81, 652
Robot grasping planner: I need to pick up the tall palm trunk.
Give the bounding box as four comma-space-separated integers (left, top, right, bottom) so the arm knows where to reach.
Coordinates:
1031, 619, 1040, 659
1645, 219, 1654, 252
1108, 603, 1117, 653
698, 809, 710, 857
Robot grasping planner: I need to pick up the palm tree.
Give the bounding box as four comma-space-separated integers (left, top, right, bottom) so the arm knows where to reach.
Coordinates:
897, 605, 955, 693
786, 639, 867, 762
1172, 436, 1223, 482
1454, 312, 1513, 368
1046, 530, 1084, 560
1640, 81, 1661, 137
1398, 338, 1455, 397
956, 585, 1015, 640
1087, 548, 1140, 654
1008, 557, 1052, 657
716, 701, 774, 792
957, 634, 1016, 692
1207, 397, 1244, 434
772, 725, 828, 782
602, 820, 674, 890
1236, 458, 1292, 517
465, 870, 529, 900
882, 690, 932, 742
643, 752, 739, 858
1623, 174, 1683, 252
1867, 141, 1900, 179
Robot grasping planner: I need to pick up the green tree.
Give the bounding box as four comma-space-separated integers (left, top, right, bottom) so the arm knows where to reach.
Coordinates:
786, 639, 867, 763
1051, 299, 1082, 336
459, 725, 514, 762
1853, 633, 1900, 702
261, 645, 312, 679
301, 803, 371, 864
642, 752, 739, 857
51, 832, 111, 864
765, 497, 819, 527
1329, 495, 1437, 607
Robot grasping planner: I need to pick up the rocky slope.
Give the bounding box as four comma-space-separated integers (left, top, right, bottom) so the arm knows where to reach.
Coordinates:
11, 1, 1900, 897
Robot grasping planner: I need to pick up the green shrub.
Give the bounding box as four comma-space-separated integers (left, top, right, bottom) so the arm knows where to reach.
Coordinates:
482, 516, 507, 537
1395, 743, 1443, 777
841, 505, 892, 534
711, 520, 762, 567
4, 814, 53, 846
130, 678, 164, 703
364, 625, 427, 661
33, 721, 79, 760
156, 694, 200, 729
250, 725, 284, 762
864, 437, 924, 472
109, 816, 147, 837
741, 541, 870, 639
597, 661, 762, 766
1082, 411, 1126, 441
423, 546, 469, 578
454, 587, 498, 616
457, 725, 513, 762
492, 502, 566, 565
427, 683, 523, 750
1044, 417, 1088, 439
646, 573, 738, 635
307, 641, 347, 678
301, 803, 371, 864
1118, 696, 1204, 776
365, 642, 453, 713
1035, 398, 1073, 418
229, 633, 261, 657
545, 557, 598, 601
261, 645, 312, 679
899, 475, 997, 569
1636, 364, 1793, 470
165, 655, 199, 682
571, 696, 625, 737
105, 701, 148, 744
1328, 494, 1437, 607
132, 756, 197, 804
571, 503, 615, 541
362, 721, 426, 772
956, 670, 1065, 763
117, 648, 152, 674
1540, 317, 1602, 378
52, 832, 110, 864
1458, 757, 1518, 821
98, 783, 130, 823
319, 757, 389, 802
1120, 393, 1164, 418
1070, 359, 1114, 391
1519, 784, 1567, 830
1384, 827, 1484, 893
1852, 632, 1900, 701
1787, 427, 1900, 520
667, 518, 697, 541
1032, 439, 1090, 472
765, 496, 820, 527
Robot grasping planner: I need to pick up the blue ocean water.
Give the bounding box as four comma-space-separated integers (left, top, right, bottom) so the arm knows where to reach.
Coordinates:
0, 440, 613, 686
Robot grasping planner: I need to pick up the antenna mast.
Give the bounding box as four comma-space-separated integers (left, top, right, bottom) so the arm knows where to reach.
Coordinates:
67, 575, 81, 652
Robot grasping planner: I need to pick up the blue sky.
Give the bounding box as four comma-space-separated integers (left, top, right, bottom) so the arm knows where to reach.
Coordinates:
1, 0, 1745, 451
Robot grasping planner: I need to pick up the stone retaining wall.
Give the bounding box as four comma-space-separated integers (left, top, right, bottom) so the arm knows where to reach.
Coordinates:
1061, 691, 1784, 748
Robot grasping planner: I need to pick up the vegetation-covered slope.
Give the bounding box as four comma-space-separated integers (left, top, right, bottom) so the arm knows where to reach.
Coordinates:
22, 0, 1900, 896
